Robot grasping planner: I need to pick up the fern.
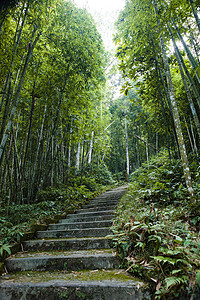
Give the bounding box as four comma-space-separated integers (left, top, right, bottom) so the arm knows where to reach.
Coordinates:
0, 243, 11, 256
165, 276, 188, 289
152, 255, 177, 265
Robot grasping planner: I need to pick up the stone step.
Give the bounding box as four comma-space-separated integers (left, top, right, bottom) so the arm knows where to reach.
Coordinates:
75, 206, 116, 213
91, 196, 122, 202
83, 201, 118, 208
36, 227, 111, 239
0, 269, 151, 300
67, 209, 115, 218
48, 220, 112, 231
91, 197, 119, 201
86, 196, 119, 201
59, 214, 114, 224
89, 196, 120, 202
5, 250, 120, 272
95, 192, 126, 198
0, 186, 138, 300
82, 205, 116, 211
23, 237, 113, 252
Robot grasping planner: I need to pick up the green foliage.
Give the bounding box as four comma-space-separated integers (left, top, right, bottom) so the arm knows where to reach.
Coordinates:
0, 243, 11, 257
196, 271, 200, 287
66, 175, 101, 192
106, 92, 150, 176
83, 164, 115, 186
0, 180, 106, 246
112, 151, 200, 299
0, 0, 109, 206
129, 150, 190, 204
114, 0, 200, 163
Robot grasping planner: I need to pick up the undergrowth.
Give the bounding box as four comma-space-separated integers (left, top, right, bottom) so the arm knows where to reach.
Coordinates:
0, 185, 95, 246
112, 150, 200, 299
0, 164, 116, 254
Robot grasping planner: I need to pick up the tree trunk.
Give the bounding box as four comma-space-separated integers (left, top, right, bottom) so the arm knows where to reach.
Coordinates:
20, 83, 36, 182
158, 66, 180, 155
172, 18, 200, 84
169, 26, 200, 142
0, 81, 11, 144
184, 116, 195, 153
151, 34, 171, 158
0, 28, 40, 162
125, 115, 129, 180
175, 44, 200, 110
190, 118, 198, 154
188, 25, 200, 63
76, 142, 81, 170
28, 103, 47, 202
188, 0, 200, 33
154, 0, 194, 197
88, 131, 94, 164
80, 139, 85, 184
146, 138, 149, 169
0, 1, 28, 114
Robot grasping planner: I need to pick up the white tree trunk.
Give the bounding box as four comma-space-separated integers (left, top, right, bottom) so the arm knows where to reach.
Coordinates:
88, 131, 94, 164
125, 115, 129, 177
76, 142, 81, 170
68, 145, 71, 168
190, 119, 198, 154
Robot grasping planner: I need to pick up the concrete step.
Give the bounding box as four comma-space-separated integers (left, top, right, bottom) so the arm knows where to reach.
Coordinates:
75, 206, 116, 213
94, 191, 126, 198
91, 196, 122, 202
85, 197, 119, 202
0, 186, 142, 300
0, 269, 151, 300
83, 202, 118, 208
76, 209, 115, 215
36, 227, 111, 239
23, 237, 113, 252
91, 197, 119, 202
67, 210, 115, 218
48, 220, 112, 231
5, 250, 120, 272
59, 214, 114, 224
88, 197, 121, 203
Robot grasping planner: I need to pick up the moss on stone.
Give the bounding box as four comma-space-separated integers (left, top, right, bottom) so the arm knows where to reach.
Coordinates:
1, 269, 144, 285
7, 249, 115, 259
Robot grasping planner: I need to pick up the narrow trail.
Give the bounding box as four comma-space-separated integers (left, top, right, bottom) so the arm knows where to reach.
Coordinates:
0, 186, 150, 299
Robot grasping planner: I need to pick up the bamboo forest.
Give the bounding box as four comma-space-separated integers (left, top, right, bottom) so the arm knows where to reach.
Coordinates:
0, 0, 200, 299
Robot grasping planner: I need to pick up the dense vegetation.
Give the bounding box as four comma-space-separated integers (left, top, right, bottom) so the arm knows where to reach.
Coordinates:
0, 164, 115, 255
112, 151, 200, 299
0, 0, 110, 206
0, 0, 114, 256
0, 0, 200, 298
110, 0, 200, 298
114, 0, 200, 195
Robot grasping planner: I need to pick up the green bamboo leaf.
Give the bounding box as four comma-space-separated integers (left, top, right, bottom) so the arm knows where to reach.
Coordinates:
196, 271, 200, 287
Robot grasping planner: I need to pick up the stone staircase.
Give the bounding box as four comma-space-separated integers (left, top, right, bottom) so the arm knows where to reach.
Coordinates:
0, 186, 151, 300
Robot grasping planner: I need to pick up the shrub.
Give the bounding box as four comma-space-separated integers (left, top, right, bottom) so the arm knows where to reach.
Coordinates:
87, 163, 115, 185
112, 150, 200, 299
